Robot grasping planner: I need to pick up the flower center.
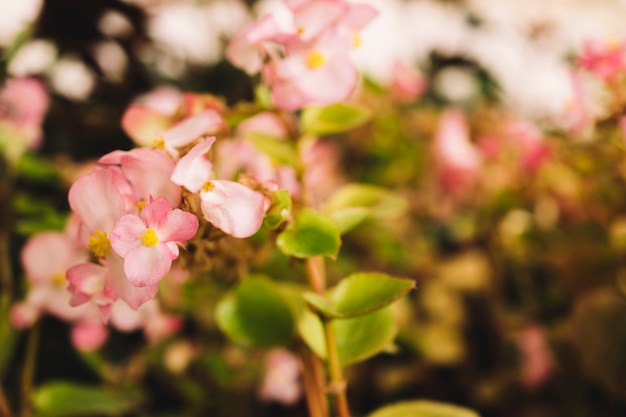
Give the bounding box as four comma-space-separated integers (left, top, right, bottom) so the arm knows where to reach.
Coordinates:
352, 32, 361, 48
88, 229, 110, 258
52, 272, 66, 287
153, 135, 165, 150
137, 200, 148, 211
202, 181, 215, 192
142, 228, 159, 246
306, 49, 327, 70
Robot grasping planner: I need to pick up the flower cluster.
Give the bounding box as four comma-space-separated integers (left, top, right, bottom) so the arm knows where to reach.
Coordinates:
227, 0, 378, 110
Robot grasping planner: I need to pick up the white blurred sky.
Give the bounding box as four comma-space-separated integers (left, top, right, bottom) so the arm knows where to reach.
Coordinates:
2, 0, 626, 118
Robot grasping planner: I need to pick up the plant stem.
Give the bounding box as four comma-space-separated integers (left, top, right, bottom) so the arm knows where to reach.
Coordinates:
305, 256, 326, 296
323, 319, 350, 417
20, 325, 39, 417
0, 383, 13, 417
299, 345, 329, 417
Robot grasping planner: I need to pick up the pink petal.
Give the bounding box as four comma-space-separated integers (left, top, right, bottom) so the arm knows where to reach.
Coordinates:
237, 112, 288, 139
170, 137, 215, 192
68, 168, 126, 233
121, 106, 173, 147
227, 15, 281, 75
21, 231, 86, 285
71, 321, 109, 352
124, 244, 173, 287
157, 208, 199, 243
343, 3, 379, 31
200, 180, 265, 238
139, 196, 172, 229
67, 263, 107, 302
110, 214, 146, 257
161, 109, 223, 149
120, 148, 181, 208
105, 254, 158, 309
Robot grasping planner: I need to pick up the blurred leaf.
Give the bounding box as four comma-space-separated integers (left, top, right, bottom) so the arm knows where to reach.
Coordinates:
298, 306, 397, 366
305, 273, 415, 318
277, 209, 341, 259
301, 102, 371, 136
0, 297, 17, 375
264, 189, 292, 229
16, 153, 61, 185
368, 400, 480, 417
246, 132, 298, 166
215, 276, 296, 347
324, 184, 408, 220
33, 382, 136, 417
328, 206, 370, 234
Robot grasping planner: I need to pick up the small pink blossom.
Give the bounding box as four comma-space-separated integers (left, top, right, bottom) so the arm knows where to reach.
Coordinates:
110, 196, 199, 287
517, 325, 554, 389
227, 14, 283, 75
390, 59, 427, 103
434, 108, 482, 193
109, 298, 182, 343
71, 320, 109, 352
259, 348, 302, 405
578, 38, 626, 82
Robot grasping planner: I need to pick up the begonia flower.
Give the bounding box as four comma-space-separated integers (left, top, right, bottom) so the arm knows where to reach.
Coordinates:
99, 148, 182, 208
434, 108, 482, 193
264, 30, 357, 110
109, 298, 182, 343
578, 38, 626, 82
170, 139, 266, 238
109, 196, 199, 287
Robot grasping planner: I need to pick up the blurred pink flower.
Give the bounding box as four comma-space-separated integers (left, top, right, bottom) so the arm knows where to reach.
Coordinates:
434, 108, 482, 193
390, 59, 426, 103
517, 325, 554, 389
578, 38, 626, 82
259, 348, 302, 406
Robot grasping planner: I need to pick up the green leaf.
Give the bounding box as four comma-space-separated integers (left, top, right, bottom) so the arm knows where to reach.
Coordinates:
328, 206, 370, 234
215, 276, 296, 347
298, 307, 397, 366
367, 400, 481, 417
33, 382, 136, 417
263, 189, 292, 229
17, 153, 61, 184
304, 273, 415, 318
301, 102, 371, 136
277, 209, 341, 259
246, 132, 298, 166
324, 184, 408, 219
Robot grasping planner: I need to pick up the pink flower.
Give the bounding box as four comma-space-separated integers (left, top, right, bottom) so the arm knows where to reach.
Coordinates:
99, 148, 182, 209
517, 325, 554, 389
10, 228, 89, 328
578, 38, 626, 82
390, 59, 427, 103
259, 348, 302, 405
434, 108, 482, 192
171, 139, 266, 238
264, 30, 357, 110
109, 298, 182, 343
227, 14, 283, 75
110, 196, 199, 287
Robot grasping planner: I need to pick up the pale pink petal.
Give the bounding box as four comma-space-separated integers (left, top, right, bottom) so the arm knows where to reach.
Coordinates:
105, 254, 158, 309
71, 321, 109, 351
109, 299, 146, 332
291, 1, 347, 41
155, 208, 199, 243
139, 196, 172, 229
66, 263, 108, 303
10, 302, 39, 329
124, 244, 173, 287
200, 180, 265, 238
120, 149, 181, 207
343, 3, 378, 32
161, 110, 223, 149
237, 112, 288, 139
121, 106, 173, 147
21, 232, 87, 285
170, 137, 215, 192
68, 168, 126, 233
227, 15, 282, 75
110, 214, 146, 257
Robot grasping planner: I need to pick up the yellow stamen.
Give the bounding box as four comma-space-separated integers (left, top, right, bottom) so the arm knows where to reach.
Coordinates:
297, 27, 305, 35
52, 273, 67, 287
88, 230, 110, 258
306, 49, 327, 70
352, 32, 361, 48
142, 228, 159, 246
153, 135, 165, 150
137, 200, 148, 211
202, 181, 215, 192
